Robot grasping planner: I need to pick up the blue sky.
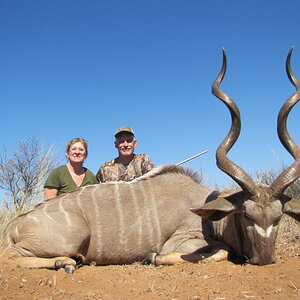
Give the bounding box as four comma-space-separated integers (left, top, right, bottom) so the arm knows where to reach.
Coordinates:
1, 0, 300, 188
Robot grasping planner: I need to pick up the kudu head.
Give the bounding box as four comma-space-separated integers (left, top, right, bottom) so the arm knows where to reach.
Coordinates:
192, 48, 300, 265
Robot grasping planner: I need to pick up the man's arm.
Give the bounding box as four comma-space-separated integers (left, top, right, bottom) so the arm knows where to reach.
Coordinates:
142, 154, 155, 173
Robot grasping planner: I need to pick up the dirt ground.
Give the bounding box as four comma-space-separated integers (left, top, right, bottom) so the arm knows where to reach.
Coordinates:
0, 216, 300, 300
0, 243, 298, 300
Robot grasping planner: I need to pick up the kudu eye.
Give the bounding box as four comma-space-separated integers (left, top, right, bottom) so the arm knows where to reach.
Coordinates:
244, 213, 255, 223
272, 216, 281, 226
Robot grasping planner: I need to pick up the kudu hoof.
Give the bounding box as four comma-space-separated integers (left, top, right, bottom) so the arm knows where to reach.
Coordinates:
54, 260, 64, 269
142, 253, 157, 265
64, 264, 76, 274
54, 260, 76, 274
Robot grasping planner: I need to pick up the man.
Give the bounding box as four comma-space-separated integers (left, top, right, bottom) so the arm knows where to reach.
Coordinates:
96, 126, 155, 182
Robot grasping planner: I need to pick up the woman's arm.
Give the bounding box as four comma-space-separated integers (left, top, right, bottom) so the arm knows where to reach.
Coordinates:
44, 187, 58, 200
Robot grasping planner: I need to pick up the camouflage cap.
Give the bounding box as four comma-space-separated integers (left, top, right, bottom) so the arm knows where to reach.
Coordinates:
114, 126, 135, 137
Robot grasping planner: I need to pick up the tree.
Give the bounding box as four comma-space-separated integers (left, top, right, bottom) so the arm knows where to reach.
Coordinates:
0, 137, 59, 213
256, 163, 300, 199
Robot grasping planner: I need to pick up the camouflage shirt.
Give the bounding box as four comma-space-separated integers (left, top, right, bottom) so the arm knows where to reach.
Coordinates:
96, 154, 155, 183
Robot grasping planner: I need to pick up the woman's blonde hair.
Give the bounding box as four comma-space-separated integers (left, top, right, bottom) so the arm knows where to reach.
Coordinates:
66, 138, 89, 154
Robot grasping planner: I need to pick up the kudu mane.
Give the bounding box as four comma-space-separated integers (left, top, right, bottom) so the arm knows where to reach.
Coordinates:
134, 164, 202, 183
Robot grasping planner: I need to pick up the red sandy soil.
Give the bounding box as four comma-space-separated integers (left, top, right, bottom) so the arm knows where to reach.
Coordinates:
0, 243, 299, 300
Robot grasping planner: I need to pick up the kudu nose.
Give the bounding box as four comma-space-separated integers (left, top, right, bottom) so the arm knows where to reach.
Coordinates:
250, 254, 276, 265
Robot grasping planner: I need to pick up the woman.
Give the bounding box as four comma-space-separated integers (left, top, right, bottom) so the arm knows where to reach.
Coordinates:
44, 138, 98, 200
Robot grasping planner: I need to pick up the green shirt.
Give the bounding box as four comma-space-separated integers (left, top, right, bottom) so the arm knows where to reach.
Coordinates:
44, 165, 98, 195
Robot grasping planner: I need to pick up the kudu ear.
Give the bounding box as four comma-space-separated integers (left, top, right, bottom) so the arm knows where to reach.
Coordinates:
190, 197, 239, 221
283, 199, 300, 222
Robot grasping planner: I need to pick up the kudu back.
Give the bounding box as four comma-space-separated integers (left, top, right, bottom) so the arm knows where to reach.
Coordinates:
0, 48, 299, 272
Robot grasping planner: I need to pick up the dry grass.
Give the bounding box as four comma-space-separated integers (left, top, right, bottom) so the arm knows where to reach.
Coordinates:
0, 206, 19, 234
0, 196, 43, 235
276, 214, 300, 258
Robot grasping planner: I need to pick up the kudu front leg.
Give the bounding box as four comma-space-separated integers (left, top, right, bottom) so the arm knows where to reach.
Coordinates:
143, 250, 228, 265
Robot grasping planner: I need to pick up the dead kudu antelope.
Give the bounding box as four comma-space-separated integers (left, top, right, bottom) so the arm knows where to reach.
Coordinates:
1, 49, 300, 273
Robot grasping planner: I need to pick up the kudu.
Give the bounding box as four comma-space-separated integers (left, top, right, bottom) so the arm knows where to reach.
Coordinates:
0, 49, 299, 273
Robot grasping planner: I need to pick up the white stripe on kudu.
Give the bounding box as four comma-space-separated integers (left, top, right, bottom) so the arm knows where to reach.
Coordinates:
91, 186, 102, 256
42, 203, 55, 222
144, 180, 161, 248
58, 195, 72, 227
114, 183, 127, 252
138, 180, 155, 247
128, 182, 143, 249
